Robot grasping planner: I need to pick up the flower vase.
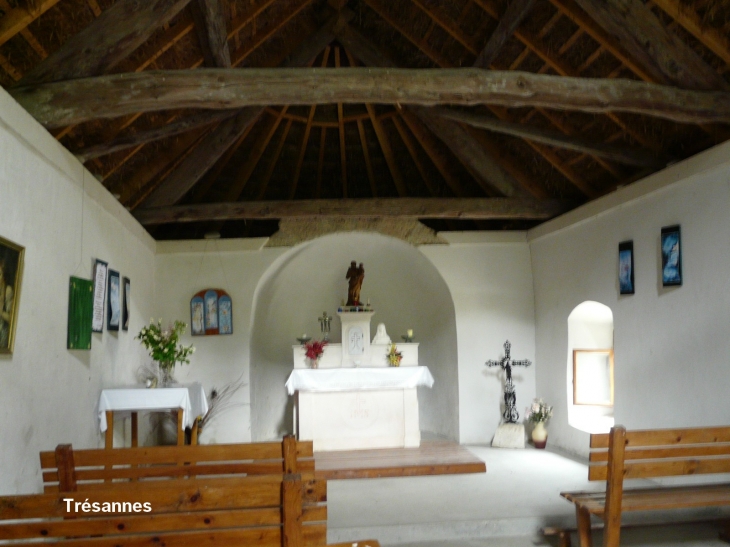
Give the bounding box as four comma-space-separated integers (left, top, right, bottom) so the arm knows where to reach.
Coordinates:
158, 363, 176, 387
306, 357, 320, 369
532, 421, 548, 449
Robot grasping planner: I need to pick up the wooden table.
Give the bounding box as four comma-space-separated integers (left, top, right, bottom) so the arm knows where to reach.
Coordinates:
98, 385, 207, 448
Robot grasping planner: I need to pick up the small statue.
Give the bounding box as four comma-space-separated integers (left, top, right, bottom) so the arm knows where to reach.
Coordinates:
372, 323, 391, 344
346, 261, 365, 306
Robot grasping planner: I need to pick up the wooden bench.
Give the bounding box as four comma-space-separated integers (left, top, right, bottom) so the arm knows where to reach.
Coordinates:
561, 424, 730, 547
40, 436, 314, 492
0, 471, 379, 547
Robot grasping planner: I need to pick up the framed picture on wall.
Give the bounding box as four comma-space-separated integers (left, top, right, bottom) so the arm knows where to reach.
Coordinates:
661, 225, 682, 286
618, 241, 634, 295
107, 269, 121, 331
0, 235, 24, 354
91, 259, 108, 333
122, 277, 130, 331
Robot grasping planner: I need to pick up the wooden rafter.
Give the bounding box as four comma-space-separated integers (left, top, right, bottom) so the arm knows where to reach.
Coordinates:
0, 0, 61, 49
134, 197, 573, 225
652, 0, 730, 66
335, 47, 348, 198
0, 0, 48, 58
434, 107, 661, 167
257, 118, 293, 200
391, 115, 439, 197
366, 103, 408, 197
356, 120, 377, 197
18, 0, 193, 86
473, 0, 536, 69
409, 0, 478, 55
191, 0, 231, 67
316, 127, 326, 199
570, 0, 728, 91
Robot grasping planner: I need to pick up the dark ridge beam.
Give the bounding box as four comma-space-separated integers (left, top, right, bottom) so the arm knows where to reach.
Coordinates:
17, 0, 193, 86
13, 69, 730, 128
434, 107, 664, 167
190, 0, 231, 67
134, 197, 574, 224
473, 0, 536, 69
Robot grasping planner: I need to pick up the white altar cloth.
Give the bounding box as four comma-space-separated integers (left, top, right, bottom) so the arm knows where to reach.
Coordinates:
285, 366, 434, 395
98, 384, 208, 432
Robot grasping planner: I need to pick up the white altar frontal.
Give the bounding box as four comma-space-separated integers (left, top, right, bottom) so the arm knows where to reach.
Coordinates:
286, 311, 433, 451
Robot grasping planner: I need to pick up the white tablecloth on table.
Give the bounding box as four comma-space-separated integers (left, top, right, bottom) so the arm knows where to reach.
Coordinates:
285, 366, 434, 395
98, 384, 208, 432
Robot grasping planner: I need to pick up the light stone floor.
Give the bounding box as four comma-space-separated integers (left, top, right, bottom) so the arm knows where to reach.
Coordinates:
327, 444, 730, 547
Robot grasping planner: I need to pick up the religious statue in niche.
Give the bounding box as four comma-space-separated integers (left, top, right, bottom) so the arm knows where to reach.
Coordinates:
346, 261, 365, 306
190, 289, 232, 336
486, 340, 532, 423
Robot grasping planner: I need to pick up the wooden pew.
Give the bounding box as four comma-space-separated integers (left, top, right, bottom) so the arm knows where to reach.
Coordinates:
561, 425, 730, 547
0, 472, 379, 547
40, 436, 313, 492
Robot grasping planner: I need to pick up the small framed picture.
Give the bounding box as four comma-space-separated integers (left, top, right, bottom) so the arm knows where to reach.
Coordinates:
107, 269, 120, 331
122, 277, 130, 331
0, 235, 24, 354
661, 225, 682, 286
91, 259, 108, 333
618, 241, 634, 295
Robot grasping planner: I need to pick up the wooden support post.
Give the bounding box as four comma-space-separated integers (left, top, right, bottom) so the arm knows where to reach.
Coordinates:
576, 506, 593, 547
282, 473, 303, 547
54, 444, 77, 492
602, 426, 626, 547
131, 412, 138, 448
177, 408, 185, 446
283, 435, 298, 474
105, 410, 114, 449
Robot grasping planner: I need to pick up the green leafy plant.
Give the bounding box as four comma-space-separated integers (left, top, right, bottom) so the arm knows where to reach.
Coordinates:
136, 319, 195, 371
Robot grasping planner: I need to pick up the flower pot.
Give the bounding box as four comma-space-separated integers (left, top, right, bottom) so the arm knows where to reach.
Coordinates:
532, 421, 548, 449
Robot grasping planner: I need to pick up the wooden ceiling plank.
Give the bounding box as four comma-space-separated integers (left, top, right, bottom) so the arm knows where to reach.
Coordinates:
652, 0, 730, 66
435, 107, 660, 167
134, 197, 573, 224
0, 52, 21, 81
362, 0, 452, 67
188, 123, 254, 203
316, 127, 326, 199
14, 69, 730, 127
18, 0, 193, 86
190, 0, 232, 67
509, 47, 531, 70
139, 107, 262, 208
0, 0, 49, 58
289, 46, 331, 200
258, 118, 293, 200
539, 10, 563, 38
558, 28, 584, 55
391, 115, 440, 198
0, 0, 60, 49
224, 107, 287, 202
409, 0, 479, 55
366, 103, 408, 197
230, 0, 313, 67
74, 109, 238, 162
399, 110, 465, 198
576, 45, 605, 73
473, 0, 537, 69
356, 119, 378, 198
227, 0, 276, 40
569, 0, 728, 90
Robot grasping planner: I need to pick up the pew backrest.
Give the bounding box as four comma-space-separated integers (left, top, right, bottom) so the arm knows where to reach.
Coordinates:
40, 436, 314, 492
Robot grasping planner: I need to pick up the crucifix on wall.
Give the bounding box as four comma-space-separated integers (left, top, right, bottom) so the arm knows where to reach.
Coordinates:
486, 340, 532, 424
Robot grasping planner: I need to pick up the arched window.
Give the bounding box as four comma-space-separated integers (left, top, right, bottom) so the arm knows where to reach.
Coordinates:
567, 301, 614, 434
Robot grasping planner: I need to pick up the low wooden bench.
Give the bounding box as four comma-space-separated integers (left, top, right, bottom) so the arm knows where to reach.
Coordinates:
40, 436, 314, 492
560, 424, 730, 547
0, 471, 379, 547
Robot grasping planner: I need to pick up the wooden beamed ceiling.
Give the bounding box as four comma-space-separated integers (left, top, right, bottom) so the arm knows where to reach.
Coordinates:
1, 0, 729, 240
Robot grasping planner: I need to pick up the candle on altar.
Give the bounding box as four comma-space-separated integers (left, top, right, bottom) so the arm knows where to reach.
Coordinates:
407, 329, 413, 338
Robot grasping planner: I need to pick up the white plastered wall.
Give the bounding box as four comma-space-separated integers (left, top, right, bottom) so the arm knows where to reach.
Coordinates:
0, 88, 156, 494
421, 233, 536, 444
529, 141, 730, 458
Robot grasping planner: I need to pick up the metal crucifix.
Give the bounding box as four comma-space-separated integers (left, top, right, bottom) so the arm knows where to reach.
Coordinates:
486, 340, 532, 424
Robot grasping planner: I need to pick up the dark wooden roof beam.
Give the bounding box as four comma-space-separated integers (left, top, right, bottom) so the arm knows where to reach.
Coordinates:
134, 198, 573, 225
473, 0, 537, 69
190, 0, 231, 67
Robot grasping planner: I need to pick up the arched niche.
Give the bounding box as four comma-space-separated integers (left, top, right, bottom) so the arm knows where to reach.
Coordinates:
567, 301, 615, 434
249, 232, 459, 442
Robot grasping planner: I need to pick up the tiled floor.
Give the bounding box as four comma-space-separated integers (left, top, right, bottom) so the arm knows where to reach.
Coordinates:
327, 445, 730, 546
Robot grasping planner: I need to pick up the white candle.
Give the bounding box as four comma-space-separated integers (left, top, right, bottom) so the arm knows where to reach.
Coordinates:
407, 329, 413, 338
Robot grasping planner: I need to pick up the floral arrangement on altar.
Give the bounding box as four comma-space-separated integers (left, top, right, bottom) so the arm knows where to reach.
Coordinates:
387, 343, 403, 367
136, 319, 195, 373
304, 339, 328, 367
525, 398, 553, 423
